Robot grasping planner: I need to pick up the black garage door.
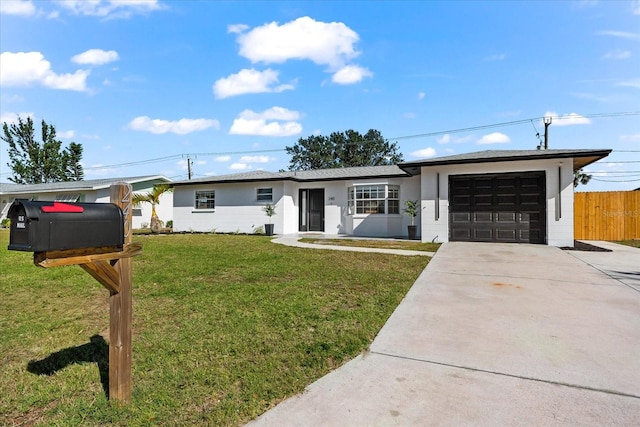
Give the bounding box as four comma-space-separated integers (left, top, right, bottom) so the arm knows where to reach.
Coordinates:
449, 172, 546, 244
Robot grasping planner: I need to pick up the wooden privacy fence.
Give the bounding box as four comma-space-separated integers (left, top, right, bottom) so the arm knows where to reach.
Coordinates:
574, 191, 640, 241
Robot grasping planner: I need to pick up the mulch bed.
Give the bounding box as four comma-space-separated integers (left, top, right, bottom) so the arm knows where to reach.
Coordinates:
560, 240, 612, 252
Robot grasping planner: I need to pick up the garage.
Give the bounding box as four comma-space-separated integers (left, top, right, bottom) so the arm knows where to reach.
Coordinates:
449, 171, 546, 244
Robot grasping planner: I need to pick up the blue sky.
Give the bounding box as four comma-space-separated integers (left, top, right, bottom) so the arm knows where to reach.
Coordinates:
1, 0, 638, 191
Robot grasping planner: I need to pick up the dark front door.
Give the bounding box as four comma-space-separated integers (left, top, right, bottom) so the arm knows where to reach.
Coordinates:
449, 172, 546, 244
299, 189, 324, 232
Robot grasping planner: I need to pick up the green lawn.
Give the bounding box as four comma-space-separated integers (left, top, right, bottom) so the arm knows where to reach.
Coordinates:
615, 240, 640, 248
0, 230, 428, 426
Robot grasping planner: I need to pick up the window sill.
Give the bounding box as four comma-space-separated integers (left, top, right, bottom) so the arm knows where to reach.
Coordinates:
349, 213, 402, 218
192, 209, 215, 213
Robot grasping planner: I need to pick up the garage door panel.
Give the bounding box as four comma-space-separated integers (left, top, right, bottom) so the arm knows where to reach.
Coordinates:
474, 212, 493, 223
496, 229, 516, 241
449, 172, 546, 244
497, 212, 516, 222
474, 195, 493, 206
473, 228, 493, 241
452, 195, 471, 206
451, 227, 471, 240
452, 212, 471, 223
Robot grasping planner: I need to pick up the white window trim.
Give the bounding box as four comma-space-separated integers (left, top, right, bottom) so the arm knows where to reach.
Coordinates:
194, 190, 215, 210
348, 184, 401, 216
256, 187, 273, 202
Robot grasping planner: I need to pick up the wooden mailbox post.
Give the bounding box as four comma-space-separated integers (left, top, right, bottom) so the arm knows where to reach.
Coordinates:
31, 183, 141, 403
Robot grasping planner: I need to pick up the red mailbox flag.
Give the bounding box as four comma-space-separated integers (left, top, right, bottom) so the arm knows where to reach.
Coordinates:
41, 202, 84, 213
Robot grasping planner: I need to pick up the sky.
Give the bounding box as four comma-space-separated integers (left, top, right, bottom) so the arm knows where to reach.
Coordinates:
0, 0, 638, 191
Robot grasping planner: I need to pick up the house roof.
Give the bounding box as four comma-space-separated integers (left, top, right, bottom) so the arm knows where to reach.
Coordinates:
398, 149, 612, 174
171, 165, 409, 186
0, 175, 171, 195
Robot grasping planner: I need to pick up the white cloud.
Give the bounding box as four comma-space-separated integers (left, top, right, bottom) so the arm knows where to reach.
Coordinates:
128, 116, 220, 134
213, 68, 295, 99
234, 16, 360, 69
0, 0, 36, 15
0, 111, 34, 124
229, 118, 302, 137
544, 112, 592, 126
597, 30, 640, 40
410, 147, 437, 158
403, 112, 416, 119
0, 51, 89, 91
477, 132, 511, 144
227, 23, 248, 34
634, 0, 640, 15
239, 155, 270, 163
229, 107, 303, 137
603, 49, 631, 60
616, 78, 640, 88
56, 0, 164, 19
437, 133, 475, 144
620, 133, 640, 142
239, 106, 301, 121
58, 130, 75, 138
332, 65, 373, 85
483, 53, 506, 61
418, 92, 426, 100
230, 163, 250, 170
72, 49, 119, 65
215, 155, 231, 162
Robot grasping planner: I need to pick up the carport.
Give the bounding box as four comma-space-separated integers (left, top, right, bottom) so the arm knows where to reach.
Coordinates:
399, 149, 611, 247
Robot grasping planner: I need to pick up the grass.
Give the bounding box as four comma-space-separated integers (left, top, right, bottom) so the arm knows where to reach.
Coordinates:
0, 230, 428, 426
299, 238, 440, 253
615, 240, 640, 248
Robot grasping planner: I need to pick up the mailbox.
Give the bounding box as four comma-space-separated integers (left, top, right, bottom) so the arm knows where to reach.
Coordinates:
7, 200, 124, 252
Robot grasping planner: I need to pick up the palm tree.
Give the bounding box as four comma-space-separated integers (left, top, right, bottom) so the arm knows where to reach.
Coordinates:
132, 184, 172, 233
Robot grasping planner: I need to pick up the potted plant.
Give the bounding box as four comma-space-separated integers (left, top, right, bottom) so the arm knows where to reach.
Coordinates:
403, 200, 419, 240
263, 204, 276, 236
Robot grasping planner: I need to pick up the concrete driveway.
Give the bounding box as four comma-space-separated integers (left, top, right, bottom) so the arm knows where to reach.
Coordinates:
249, 242, 640, 426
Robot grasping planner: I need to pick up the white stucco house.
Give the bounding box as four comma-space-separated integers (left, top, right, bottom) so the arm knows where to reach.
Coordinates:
0, 175, 173, 230
171, 149, 611, 247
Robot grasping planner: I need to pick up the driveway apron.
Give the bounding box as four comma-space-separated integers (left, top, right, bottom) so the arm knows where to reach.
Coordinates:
249, 242, 640, 426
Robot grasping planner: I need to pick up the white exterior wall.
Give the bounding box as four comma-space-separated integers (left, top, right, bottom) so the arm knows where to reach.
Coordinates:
172, 175, 421, 237
420, 159, 575, 246
344, 176, 421, 238
173, 182, 286, 233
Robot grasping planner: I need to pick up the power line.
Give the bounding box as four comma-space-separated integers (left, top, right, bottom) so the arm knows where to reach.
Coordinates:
591, 177, 640, 182
2, 112, 638, 175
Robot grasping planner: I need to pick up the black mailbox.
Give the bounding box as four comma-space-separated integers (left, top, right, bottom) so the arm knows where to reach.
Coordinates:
7, 200, 124, 252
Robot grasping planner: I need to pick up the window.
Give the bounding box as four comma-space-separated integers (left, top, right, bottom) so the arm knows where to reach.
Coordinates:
257, 188, 273, 202
132, 208, 143, 217
55, 194, 79, 202
195, 190, 215, 209
348, 184, 400, 215
387, 185, 400, 214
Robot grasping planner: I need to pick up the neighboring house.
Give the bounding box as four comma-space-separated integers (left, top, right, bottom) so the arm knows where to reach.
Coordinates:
171, 149, 610, 247
0, 175, 173, 229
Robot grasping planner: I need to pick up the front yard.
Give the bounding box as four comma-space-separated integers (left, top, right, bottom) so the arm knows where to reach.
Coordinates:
0, 231, 428, 426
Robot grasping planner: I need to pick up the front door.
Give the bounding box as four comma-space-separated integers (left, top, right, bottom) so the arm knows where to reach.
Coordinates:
299, 189, 324, 232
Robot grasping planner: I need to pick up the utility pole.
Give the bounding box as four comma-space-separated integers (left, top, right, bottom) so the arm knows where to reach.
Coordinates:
187, 157, 193, 180
543, 116, 552, 150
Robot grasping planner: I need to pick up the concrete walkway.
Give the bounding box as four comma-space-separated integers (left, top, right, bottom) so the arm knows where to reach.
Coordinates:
249, 241, 640, 426
272, 234, 434, 257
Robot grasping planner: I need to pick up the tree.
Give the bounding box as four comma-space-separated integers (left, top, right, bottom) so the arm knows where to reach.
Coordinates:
574, 168, 592, 187
132, 184, 173, 233
285, 129, 404, 171
1, 116, 84, 184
